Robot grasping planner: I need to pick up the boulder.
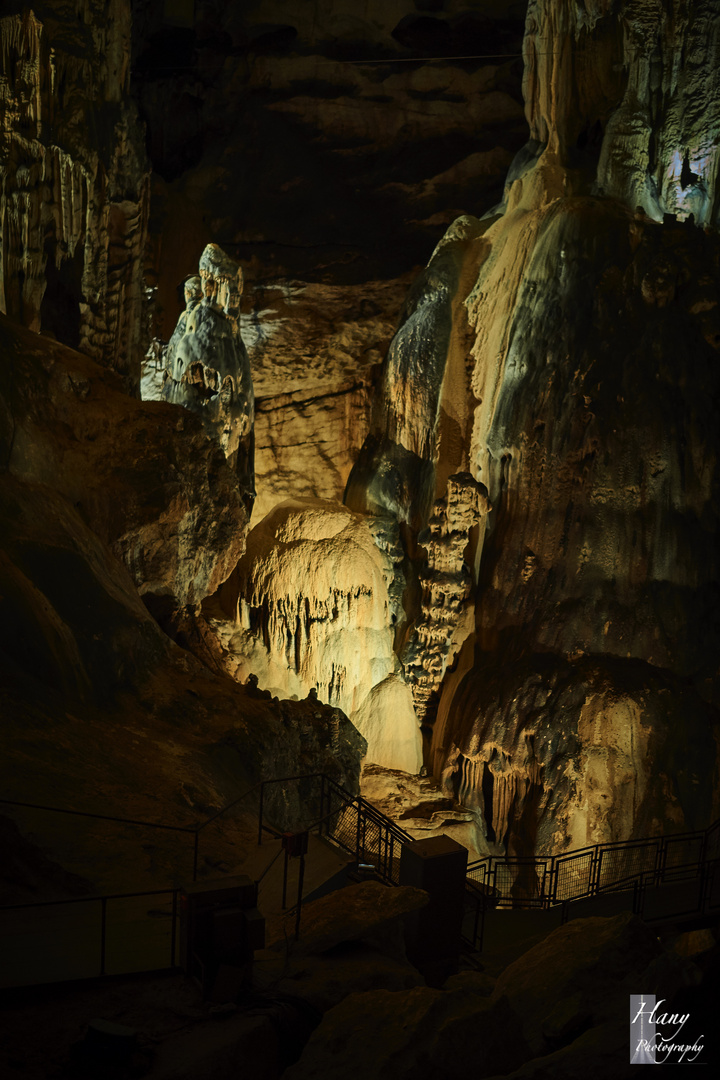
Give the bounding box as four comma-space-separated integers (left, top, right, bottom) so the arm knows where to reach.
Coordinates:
491, 913, 664, 1056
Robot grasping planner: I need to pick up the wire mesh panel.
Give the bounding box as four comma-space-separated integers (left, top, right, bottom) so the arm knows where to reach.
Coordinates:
597, 841, 659, 893
328, 801, 360, 858
384, 832, 403, 885
704, 822, 720, 862
707, 860, 720, 912
554, 849, 595, 902
358, 815, 382, 869
661, 834, 704, 879
467, 860, 490, 890
492, 859, 548, 906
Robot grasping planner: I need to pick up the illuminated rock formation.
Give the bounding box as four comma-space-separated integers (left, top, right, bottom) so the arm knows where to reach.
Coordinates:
346, 0, 720, 851
0, 311, 248, 612
161, 244, 255, 504
207, 498, 422, 773
433, 0, 720, 852
138, 3, 528, 524
0, 3, 150, 389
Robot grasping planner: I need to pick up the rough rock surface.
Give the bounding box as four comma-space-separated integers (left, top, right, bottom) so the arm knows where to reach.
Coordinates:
491, 913, 663, 1056
432, 177, 720, 851
0, 2, 150, 389
137, 2, 528, 519
207, 498, 421, 773
278, 880, 428, 957
404, 471, 491, 726
345, 215, 488, 533
283, 981, 522, 1080
247, 277, 410, 522
254, 881, 428, 1013
285, 912, 680, 1080
1, 312, 247, 611
0, 315, 365, 895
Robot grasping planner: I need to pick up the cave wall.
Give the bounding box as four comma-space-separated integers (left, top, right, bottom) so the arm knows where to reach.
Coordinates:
0, 2, 150, 390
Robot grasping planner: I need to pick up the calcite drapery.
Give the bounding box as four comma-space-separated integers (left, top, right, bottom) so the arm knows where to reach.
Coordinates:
521, 0, 720, 226
161, 244, 255, 507
428, 0, 720, 853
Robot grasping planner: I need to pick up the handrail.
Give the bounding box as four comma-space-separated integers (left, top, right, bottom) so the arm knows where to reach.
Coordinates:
1, 886, 178, 911
4, 777, 719, 914
0, 797, 196, 834
196, 783, 260, 831
465, 815, 720, 913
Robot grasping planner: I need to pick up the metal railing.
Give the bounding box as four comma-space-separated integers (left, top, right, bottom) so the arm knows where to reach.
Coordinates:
465, 820, 720, 909
462, 819, 720, 951
0, 781, 265, 886
257, 773, 414, 886
0, 887, 180, 989
2, 777, 720, 983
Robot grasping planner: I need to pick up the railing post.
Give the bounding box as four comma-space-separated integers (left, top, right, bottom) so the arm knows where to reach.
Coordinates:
258, 782, 265, 846
192, 830, 199, 882
170, 889, 177, 968
295, 852, 306, 940
100, 896, 107, 976
656, 837, 665, 889
355, 800, 362, 863
281, 845, 290, 910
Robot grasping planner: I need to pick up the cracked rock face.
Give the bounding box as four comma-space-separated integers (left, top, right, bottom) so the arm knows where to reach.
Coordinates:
206, 498, 422, 773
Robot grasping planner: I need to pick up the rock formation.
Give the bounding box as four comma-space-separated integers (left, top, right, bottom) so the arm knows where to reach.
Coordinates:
0, 0, 718, 953
136, 2, 528, 521
345, 0, 720, 854
0, 312, 364, 861
0, 2, 150, 390
403, 471, 491, 729
158, 243, 255, 506
207, 499, 422, 773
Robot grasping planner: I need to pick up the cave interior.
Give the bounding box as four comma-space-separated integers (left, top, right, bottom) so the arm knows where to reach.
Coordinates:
1, 0, 720, 1076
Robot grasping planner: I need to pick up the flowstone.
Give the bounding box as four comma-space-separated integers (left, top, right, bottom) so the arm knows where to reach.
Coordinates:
206, 498, 422, 774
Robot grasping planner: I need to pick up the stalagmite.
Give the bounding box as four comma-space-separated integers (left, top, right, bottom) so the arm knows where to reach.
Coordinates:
161, 245, 255, 507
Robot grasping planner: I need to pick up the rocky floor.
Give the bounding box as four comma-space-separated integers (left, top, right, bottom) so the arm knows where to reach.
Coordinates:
1, 887, 717, 1080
